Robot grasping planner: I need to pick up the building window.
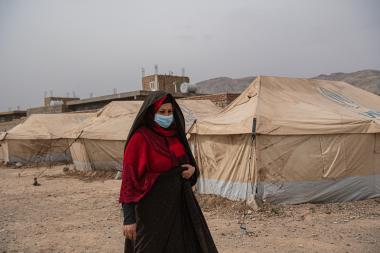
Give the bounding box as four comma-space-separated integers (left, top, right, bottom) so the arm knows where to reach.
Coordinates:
149, 81, 155, 90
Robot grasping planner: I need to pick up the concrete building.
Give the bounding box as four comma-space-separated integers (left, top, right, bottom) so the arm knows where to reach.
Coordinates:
25, 72, 195, 114
26, 90, 196, 115
44, 96, 79, 107
182, 92, 240, 108
2, 71, 239, 117
0, 111, 27, 123
142, 74, 190, 94
65, 90, 194, 112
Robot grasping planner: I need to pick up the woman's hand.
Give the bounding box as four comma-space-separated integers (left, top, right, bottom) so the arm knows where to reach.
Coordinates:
181, 164, 195, 179
123, 224, 136, 241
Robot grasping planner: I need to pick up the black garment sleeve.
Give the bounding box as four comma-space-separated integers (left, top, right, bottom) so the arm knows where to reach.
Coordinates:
189, 163, 200, 186
189, 171, 198, 186
122, 203, 136, 225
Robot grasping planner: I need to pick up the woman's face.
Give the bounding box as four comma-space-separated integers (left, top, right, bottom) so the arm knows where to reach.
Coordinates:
156, 103, 173, 116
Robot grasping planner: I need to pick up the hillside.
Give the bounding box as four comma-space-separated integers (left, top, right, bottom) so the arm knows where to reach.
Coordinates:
313, 69, 380, 95
194, 69, 380, 95
195, 76, 255, 94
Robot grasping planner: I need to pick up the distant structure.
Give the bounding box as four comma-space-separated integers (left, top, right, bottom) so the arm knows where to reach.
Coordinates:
182, 92, 240, 108
0, 110, 26, 123
0, 67, 241, 118
142, 66, 191, 94
44, 96, 79, 107
0, 110, 26, 132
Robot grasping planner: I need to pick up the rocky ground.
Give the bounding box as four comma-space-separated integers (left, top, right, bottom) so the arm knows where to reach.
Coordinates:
1, 165, 379, 253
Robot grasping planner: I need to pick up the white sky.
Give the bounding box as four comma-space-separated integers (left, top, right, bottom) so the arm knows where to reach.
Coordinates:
0, 0, 379, 111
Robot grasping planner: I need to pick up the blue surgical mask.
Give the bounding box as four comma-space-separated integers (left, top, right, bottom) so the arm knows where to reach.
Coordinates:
154, 114, 173, 128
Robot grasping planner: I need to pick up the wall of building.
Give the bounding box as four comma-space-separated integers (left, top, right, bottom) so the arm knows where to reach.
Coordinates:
66, 95, 150, 112
22, 90, 196, 116
44, 97, 79, 106
26, 105, 68, 116
183, 93, 240, 108
142, 75, 190, 93
0, 112, 27, 123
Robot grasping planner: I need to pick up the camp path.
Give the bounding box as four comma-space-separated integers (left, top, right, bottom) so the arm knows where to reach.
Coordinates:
1, 165, 379, 253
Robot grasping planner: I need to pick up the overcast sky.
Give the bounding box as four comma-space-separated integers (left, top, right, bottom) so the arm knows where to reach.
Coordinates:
0, 0, 379, 111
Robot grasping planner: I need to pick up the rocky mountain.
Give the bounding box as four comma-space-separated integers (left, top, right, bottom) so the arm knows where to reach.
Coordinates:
195, 76, 255, 94
194, 69, 380, 95
313, 69, 380, 95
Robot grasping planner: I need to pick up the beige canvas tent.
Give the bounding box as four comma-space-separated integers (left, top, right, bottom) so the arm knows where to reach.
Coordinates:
4, 113, 95, 164
190, 76, 380, 204
65, 101, 143, 171
67, 100, 221, 171
0, 119, 24, 163
0, 132, 7, 163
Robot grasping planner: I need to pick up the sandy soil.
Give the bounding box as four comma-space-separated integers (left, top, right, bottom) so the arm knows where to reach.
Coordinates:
1, 165, 379, 253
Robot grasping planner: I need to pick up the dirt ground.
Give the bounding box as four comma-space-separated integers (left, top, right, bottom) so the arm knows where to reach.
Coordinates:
1, 164, 379, 253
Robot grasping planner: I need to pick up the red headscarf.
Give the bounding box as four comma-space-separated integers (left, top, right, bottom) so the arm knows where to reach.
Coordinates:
119, 96, 188, 204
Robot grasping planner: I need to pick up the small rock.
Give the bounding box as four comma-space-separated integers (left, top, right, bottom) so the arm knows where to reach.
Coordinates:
33, 177, 41, 186
15, 162, 23, 167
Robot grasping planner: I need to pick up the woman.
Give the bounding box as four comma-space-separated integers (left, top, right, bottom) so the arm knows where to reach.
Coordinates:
119, 91, 218, 253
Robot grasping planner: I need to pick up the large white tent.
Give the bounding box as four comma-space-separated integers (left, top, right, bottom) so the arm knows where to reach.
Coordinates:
3, 113, 95, 164
0, 132, 7, 163
0, 118, 25, 163
67, 100, 221, 171
190, 76, 380, 204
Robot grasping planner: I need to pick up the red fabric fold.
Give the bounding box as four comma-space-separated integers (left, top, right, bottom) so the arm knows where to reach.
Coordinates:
119, 98, 188, 204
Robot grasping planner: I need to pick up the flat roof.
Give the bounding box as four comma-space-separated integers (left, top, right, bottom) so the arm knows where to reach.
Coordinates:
2, 90, 207, 115
0, 110, 27, 117
144, 74, 189, 78
65, 90, 197, 106
180, 92, 240, 99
